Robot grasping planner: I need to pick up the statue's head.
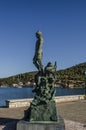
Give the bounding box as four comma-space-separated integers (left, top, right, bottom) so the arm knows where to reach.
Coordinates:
36, 31, 42, 38
47, 62, 54, 67
44, 62, 55, 73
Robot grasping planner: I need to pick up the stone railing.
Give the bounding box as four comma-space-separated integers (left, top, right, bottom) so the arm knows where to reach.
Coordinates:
6, 95, 84, 108
6, 98, 32, 108
55, 95, 84, 103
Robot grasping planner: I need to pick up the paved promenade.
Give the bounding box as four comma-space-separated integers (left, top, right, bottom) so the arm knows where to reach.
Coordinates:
0, 100, 86, 130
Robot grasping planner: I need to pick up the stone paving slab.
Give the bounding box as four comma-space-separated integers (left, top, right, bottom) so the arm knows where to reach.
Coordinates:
64, 120, 86, 130
57, 100, 86, 124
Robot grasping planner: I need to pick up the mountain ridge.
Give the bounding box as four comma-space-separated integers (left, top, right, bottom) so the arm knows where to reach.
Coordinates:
0, 62, 86, 88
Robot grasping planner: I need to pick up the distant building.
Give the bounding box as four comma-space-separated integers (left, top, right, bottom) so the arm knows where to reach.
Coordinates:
13, 84, 18, 87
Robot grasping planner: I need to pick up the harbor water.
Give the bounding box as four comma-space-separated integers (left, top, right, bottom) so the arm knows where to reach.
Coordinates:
0, 87, 85, 106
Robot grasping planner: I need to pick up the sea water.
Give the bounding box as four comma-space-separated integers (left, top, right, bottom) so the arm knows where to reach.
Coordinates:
0, 87, 84, 106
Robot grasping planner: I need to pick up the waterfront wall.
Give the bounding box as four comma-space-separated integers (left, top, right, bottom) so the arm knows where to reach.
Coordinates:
6, 95, 84, 108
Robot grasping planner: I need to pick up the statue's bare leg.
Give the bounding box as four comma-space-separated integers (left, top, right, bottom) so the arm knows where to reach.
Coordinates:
33, 58, 39, 70
38, 59, 43, 71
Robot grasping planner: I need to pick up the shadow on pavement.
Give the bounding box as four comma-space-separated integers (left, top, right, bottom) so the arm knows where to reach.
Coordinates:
0, 117, 19, 130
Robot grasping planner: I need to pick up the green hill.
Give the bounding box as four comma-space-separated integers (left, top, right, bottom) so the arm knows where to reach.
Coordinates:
56, 62, 86, 87
0, 62, 86, 88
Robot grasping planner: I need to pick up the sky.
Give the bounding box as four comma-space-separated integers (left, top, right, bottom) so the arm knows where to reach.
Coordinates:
0, 0, 86, 78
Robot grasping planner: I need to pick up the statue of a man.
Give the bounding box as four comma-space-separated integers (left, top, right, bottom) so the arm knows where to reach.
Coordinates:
33, 31, 44, 71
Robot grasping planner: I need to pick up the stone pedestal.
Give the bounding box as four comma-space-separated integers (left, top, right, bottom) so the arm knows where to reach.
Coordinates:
17, 116, 65, 130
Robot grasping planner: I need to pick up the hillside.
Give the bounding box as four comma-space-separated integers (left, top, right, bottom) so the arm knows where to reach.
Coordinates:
56, 62, 86, 87
0, 62, 86, 88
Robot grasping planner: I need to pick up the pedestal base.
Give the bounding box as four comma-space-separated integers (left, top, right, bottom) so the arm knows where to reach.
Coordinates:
17, 116, 65, 130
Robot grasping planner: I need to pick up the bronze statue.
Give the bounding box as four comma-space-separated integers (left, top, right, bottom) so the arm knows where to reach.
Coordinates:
18, 31, 65, 130
33, 31, 44, 71
25, 31, 58, 122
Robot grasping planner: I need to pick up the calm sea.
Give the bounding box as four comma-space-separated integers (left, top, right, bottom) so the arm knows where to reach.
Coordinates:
0, 87, 85, 106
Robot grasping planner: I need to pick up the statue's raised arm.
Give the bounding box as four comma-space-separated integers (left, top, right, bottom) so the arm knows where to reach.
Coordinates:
33, 31, 44, 71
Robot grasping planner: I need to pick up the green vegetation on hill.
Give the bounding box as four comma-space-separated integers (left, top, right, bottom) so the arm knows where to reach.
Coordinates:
0, 62, 86, 88
56, 62, 86, 87
0, 71, 36, 87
